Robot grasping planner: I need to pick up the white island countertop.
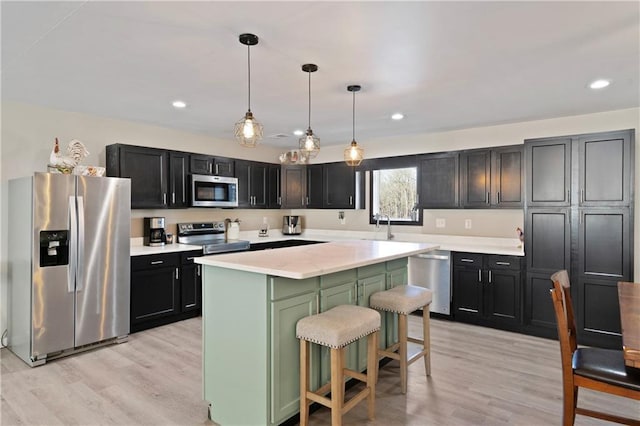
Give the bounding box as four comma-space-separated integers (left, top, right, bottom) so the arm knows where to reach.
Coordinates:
195, 239, 439, 279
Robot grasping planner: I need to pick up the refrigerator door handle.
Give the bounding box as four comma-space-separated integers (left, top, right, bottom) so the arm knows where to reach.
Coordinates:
68, 196, 77, 293
76, 196, 85, 292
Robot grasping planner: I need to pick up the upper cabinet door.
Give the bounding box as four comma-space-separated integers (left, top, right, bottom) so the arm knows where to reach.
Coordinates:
460, 149, 491, 208
168, 151, 189, 208
419, 153, 459, 208
525, 137, 571, 207
213, 157, 235, 177
107, 144, 168, 209
323, 162, 356, 209
281, 165, 306, 209
577, 130, 633, 207
491, 146, 523, 208
267, 164, 282, 209
190, 154, 214, 175
306, 164, 323, 208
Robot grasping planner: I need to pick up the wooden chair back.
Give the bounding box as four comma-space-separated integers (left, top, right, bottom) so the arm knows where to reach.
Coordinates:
550, 270, 577, 381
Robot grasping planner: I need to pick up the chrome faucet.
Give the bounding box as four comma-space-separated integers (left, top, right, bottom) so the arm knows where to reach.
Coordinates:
375, 213, 394, 240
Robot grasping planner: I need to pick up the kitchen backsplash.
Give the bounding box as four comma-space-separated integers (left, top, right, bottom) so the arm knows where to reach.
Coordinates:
131, 208, 523, 239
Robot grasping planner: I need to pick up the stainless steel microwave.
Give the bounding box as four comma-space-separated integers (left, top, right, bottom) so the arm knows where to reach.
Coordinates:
190, 174, 238, 207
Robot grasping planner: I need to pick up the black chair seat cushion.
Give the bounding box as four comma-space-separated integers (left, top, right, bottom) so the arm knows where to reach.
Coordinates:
573, 347, 640, 391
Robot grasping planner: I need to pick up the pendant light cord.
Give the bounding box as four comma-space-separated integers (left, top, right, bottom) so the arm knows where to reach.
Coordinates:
247, 45, 251, 112
352, 90, 356, 141
307, 71, 312, 129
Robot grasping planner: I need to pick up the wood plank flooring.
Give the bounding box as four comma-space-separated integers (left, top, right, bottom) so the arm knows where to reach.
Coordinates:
1, 316, 638, 425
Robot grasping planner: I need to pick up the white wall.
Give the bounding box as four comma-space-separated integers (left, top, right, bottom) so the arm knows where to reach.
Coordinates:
1, 103, 639, 336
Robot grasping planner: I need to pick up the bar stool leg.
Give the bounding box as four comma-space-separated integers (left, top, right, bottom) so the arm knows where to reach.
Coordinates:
330, 347, 344, 426
299, 339, 309, 426
423, 306, 431, 376
367, 331, 378, 420
398, 313, 408, 394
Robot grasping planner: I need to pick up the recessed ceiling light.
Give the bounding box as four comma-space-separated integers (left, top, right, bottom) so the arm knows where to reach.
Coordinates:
293, 129, 304, 136
589, 79, 611, 89
172, 100, 187, 108
391, 113, 404, 120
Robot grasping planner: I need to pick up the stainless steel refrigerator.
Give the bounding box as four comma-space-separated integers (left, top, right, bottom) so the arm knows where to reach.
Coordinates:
8, 172, 131, 366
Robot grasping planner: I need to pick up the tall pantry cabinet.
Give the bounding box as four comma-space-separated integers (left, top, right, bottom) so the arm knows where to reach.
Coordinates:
524, 129, 634, 348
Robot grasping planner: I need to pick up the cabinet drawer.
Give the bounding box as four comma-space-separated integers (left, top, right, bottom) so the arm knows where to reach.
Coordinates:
180, 250, 203, 265
486, 255, 521, 270
320, 269, 357, 289
132, 253, 179, 271
453, 252, 483, 267
270, 276, 318, 301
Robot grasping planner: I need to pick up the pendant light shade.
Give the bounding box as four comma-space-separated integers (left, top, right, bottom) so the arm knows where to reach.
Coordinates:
234, 33, 263, 148
344, 85, 364, 166
299, 63, 320, 159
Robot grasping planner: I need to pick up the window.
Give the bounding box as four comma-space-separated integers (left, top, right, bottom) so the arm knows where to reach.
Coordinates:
370, 167, 421, 225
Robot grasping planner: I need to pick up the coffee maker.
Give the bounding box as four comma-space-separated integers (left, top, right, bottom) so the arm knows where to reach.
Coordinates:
144, 217, 167, 246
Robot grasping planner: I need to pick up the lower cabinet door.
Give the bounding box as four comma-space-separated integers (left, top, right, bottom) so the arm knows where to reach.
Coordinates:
270, 292, 318, 425
357, 274, 386, 371
319, 282, 358, 385
523, 272, 558, 338
180, 263, 201, 312
131, 267, 179, 325
485, 269, 521, 325
453, 266, 483, 321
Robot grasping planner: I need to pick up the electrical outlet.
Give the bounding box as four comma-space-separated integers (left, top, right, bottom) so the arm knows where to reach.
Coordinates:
338, 211, 346, 225
436, 218, 446, 228
465, 219, 472, 229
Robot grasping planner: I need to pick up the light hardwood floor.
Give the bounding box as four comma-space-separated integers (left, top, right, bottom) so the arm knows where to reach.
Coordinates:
1, 316, 638, 425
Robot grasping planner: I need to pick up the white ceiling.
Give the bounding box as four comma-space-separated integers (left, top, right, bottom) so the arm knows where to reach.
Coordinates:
2, 1, 639, 149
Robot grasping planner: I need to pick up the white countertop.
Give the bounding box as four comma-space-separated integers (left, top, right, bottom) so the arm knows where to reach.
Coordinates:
195, 240, 440, 279
130, 229, 524, 257
130, 238, 201, 256
241, 229, 524, 256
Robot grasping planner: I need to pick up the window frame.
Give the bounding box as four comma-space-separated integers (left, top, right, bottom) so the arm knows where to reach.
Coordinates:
369, 164, 423, 226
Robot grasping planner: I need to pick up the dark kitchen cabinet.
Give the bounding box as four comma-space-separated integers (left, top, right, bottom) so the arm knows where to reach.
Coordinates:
324, 162, 356, 208
460, 146, 523, 208
130, 253, 180, 332
169, 151, 189, 208
130, 250, 203, 332
491, 146, 523, 207
523, 129, 634, 348
419, 152, 459, 208
452, 252, 522, 331
577, 130, 632, 207
180, 251, 203, 313
306, 164, 323, 208
575, 208, 631, 347
267, 164, 281, 208
106, 144, 168, 209
460, 150, 491, 208
190, 154, 235, 177
525, 137, 571, 207
281, 165, 306, 209
235, 160, 268, 208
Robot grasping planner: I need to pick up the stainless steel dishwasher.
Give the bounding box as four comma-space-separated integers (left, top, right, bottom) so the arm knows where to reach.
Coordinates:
408, 250, 451, 315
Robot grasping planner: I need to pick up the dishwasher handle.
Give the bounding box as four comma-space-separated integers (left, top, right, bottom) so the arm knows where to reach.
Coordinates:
414, 253, 450, 261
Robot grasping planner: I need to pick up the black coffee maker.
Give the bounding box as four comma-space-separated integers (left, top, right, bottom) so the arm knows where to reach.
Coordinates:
144, 217, 166, 246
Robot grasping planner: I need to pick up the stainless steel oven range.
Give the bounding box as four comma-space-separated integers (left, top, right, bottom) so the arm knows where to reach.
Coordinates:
177, 222, 250, 254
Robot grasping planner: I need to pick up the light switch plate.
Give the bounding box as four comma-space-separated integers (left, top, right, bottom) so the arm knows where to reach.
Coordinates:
465, 219, 472, 229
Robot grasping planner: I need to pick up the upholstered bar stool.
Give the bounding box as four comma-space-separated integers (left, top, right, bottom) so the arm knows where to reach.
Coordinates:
369, 285, 432, 394
296, 304, 381, 426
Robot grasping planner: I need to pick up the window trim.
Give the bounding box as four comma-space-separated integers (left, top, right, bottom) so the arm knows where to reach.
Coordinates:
369, 166, 423, 226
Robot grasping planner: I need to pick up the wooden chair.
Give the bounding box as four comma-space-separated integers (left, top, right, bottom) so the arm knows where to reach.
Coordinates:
549, 270, 640, 425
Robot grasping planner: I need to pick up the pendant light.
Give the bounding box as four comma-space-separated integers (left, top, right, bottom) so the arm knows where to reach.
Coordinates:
299, 63, 320, 159
344, 85, 364, 166
234, 33, 263, 148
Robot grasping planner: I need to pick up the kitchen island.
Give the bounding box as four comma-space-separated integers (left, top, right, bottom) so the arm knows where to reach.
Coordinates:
195, 239, 439, 426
